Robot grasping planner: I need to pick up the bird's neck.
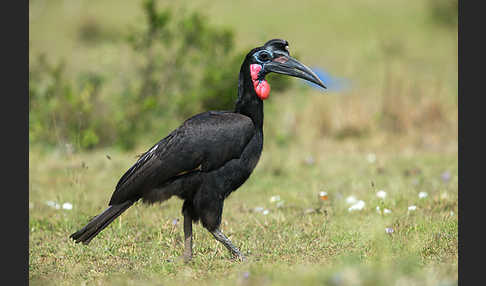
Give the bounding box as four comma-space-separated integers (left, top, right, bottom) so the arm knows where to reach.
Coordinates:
234, 62, 264, 130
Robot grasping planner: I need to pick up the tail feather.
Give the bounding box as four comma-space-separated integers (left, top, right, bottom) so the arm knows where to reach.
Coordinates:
70, 201, 133, 245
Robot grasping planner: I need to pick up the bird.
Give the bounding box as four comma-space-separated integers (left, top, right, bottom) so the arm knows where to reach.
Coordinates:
70, 39, 326, 262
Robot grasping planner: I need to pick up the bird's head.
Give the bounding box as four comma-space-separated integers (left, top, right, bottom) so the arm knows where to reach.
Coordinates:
246, 39, 326, 100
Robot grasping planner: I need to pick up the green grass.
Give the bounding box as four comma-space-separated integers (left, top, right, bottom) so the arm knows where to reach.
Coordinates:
29, 0, 457, 284
29, 142, 457, 285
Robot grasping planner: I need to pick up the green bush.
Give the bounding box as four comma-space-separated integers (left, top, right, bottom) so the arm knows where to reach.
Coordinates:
29, 55, 113, 150
428, 0, 457, 28
29, 0, 292, 151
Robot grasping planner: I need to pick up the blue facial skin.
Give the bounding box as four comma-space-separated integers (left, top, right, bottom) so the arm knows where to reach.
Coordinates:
253, 50, 274, 64
252, 50, 273, 81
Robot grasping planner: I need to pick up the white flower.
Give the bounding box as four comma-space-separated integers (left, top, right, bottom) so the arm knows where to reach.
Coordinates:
346, 196, 358, 204
62, 202, 73, 210
46, 200, 60, 209
376, 206, 381, 213
269, 195, 281, 203
385, 227, 394, 234
348, 200, 365, 212
366, 153, 376, 163
376, 190, 387, 199
408, 205, 417, 212
418, 192, 428, 199
304, 208, 316, 215
262, 210, 269, 215
383, 209, 392, 214
254, 207, 264, 213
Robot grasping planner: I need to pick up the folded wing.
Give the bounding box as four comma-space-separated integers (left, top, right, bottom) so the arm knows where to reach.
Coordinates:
109, 111, 256, 205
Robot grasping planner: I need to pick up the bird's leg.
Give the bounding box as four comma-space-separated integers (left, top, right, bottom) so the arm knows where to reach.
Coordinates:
210, 229, 246, 261
183, 210, 193, 263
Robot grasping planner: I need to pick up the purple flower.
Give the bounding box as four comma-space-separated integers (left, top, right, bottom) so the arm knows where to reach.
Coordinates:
304, 155, 315, 165
441, 171, 451, 182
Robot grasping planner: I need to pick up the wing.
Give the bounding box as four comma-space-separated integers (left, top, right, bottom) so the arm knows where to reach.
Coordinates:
108, 111, 256, 205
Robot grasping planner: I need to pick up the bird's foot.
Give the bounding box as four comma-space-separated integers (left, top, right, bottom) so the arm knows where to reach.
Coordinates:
231, 250, 247, 262
210, 229, 247, 262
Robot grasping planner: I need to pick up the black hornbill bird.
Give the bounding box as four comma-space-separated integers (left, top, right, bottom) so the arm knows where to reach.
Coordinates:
70, 39, 326, 261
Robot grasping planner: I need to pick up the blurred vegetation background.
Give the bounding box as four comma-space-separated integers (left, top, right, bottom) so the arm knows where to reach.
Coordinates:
29, 1, 457, 285
29, 0, 457, 153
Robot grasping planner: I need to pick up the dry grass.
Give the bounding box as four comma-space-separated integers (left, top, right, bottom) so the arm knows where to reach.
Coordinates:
29, 0, 457, 285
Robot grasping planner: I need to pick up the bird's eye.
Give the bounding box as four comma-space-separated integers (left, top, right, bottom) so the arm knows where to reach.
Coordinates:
258, 52, 272, 62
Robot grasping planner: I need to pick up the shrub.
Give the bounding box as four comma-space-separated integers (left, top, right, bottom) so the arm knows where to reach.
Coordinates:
29, 0, 293, 151
29, 55, 115, 150
427, 0, 458, 28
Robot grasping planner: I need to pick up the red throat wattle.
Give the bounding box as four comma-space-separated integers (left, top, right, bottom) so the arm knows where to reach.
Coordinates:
250, 64, 270, 100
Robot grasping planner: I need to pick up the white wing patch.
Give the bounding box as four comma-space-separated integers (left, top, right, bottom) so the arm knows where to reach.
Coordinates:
148, 145, 158, 154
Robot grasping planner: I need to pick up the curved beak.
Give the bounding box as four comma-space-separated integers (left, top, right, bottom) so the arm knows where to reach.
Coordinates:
264, 55, 326, 89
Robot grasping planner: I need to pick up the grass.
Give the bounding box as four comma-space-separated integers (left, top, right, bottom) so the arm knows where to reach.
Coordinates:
29, 140, 457, 285
29, 0, 457, 284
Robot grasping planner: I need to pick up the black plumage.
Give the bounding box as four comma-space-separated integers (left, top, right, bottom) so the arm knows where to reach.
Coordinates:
70, 39, 326, 261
